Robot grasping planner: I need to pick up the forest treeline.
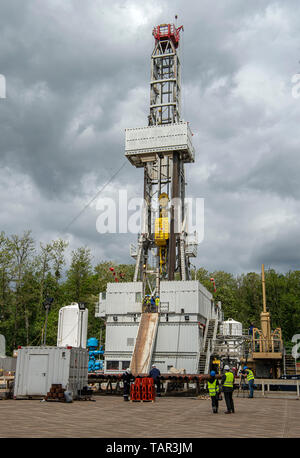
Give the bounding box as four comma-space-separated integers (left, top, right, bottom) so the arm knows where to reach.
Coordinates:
0, 230, 299, 356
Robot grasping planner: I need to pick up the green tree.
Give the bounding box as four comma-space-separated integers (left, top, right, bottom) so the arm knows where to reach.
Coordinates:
7, 231, 35, 348
65, 247, 93, 303
211, 270, 239, 320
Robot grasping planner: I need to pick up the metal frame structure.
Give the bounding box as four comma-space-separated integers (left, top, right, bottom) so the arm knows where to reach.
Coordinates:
95, 24, 225, 378
126, 23, 196, 297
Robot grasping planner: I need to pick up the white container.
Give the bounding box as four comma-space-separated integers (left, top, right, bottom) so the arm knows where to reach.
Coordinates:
13, 346, 88, 399
221, 318, 243, 336
125, 122, 195, 164
57, 303, 88, 348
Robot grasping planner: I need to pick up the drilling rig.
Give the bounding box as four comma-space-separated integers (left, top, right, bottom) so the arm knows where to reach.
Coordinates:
96, 23, 223, 376
126, 23, 196, 298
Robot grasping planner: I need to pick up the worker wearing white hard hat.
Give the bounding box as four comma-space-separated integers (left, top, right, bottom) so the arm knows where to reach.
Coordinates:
221, 364, 235, 414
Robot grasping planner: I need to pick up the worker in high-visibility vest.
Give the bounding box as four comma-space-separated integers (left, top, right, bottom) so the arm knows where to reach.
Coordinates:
221, 365, 235, 414
243, 366, 255, 398
145, 295, 151, 312
155, 296, 160, 309
207, 370, 220, 413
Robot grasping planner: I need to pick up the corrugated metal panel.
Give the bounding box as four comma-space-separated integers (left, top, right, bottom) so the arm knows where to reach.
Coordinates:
14, 346, 88, 398
105, 323, 139, 352
125, 123, 194, 163
160, 280, 213, 316
99, 280, 217, 318
0, 356, 16, 371
96, 292, 106, 317
104, 282, 143, 315
107, 282, 143, 293
154, 321, 200, 354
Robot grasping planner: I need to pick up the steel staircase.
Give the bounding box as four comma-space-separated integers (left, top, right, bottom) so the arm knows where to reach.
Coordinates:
198, 318, 219, 374
283, 353, 297, 376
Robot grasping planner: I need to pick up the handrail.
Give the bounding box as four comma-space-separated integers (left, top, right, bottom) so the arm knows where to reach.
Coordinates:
252, 337, 283, 353
204, 339, 211, 374
202, 321, 209, 352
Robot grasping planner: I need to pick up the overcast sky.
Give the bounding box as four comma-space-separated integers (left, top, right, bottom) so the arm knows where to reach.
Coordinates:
1, 0, 300, 274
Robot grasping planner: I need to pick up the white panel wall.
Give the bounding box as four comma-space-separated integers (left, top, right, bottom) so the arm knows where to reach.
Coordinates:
99, 280, 222, 374
155, 321, 200, 354
125, 122, 194, 161
99, 282, 143, 316
105, 323, 139, 353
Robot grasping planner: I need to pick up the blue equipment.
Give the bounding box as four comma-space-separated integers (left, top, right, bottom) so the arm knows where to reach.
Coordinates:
87, 337, 104, 372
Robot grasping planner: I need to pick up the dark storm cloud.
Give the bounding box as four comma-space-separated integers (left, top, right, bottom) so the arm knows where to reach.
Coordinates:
0, 0, 152, 200
1, 0, 300, 273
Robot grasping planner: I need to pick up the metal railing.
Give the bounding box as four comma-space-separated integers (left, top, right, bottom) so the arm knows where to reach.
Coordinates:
252, 337, 283, 354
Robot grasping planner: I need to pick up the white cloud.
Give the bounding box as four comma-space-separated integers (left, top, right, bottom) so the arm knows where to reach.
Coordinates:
1, 0, 300, 274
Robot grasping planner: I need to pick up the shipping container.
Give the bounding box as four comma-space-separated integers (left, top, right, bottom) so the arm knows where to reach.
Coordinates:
13, 346, 88, 399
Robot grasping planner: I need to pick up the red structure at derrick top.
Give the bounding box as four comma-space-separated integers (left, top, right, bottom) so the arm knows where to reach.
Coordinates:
152, 23, 183, 48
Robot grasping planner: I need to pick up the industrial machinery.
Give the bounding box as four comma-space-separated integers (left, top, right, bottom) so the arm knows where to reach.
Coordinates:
211, 318, 248, 373
96, 22, 223, 376
126, 22, 197, 298
87, 337, 104, 372
252, 264, 283, 357
241, 264, 283, 377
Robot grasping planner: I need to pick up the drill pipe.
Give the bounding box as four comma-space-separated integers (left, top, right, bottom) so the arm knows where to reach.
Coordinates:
88, 373, 222, 382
